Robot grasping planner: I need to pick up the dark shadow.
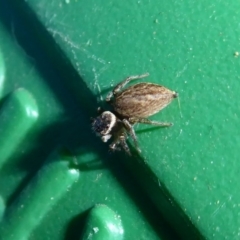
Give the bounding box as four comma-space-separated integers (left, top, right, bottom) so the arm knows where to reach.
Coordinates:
0, 92, 11, 110
0, 0, 101, 206
65, 209, 90, 240
0, 1, 97, 118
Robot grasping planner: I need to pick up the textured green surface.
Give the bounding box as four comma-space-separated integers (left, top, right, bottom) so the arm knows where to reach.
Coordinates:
0, 0, 240, 239
0, 150, 79, 240
81, 204, 124, 240
0, 89, 38, 168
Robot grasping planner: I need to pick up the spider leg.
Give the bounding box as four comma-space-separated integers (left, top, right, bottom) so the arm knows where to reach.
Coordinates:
106, 73, 149, 102
109, 140, 121, 152
129, 117, 172, 127
109, 131, 131, 155
101, 134, 112, 142
122, 119, 141, 153
119, 135, 131, 156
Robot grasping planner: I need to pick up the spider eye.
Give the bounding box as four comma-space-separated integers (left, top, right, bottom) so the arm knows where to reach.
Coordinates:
92, 111, 116, 135
92, 116, 107, 133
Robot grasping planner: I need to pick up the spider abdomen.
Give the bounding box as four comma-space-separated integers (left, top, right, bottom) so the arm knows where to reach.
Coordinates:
113, 83, 177, 118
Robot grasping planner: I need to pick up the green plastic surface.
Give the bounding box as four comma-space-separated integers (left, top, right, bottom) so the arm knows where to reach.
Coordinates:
0, 1, 240, 240
81, 204, 123, 240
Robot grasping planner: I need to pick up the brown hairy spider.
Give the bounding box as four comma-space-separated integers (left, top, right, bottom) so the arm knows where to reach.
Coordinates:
92, 73, 178, 155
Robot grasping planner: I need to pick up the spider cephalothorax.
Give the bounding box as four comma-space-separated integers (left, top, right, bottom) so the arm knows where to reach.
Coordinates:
92, 111, 117, 143
92, 73, 177, 155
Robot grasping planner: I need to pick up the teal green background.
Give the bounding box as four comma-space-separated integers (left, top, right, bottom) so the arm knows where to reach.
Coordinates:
0, 0, 240, 239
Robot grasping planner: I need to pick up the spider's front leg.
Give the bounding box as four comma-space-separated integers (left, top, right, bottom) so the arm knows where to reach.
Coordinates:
109, 132, 131, 155
122, 119, 141, 153
119, 134, 131, 155
109, 141, 121, 152
106, 73, 149, 102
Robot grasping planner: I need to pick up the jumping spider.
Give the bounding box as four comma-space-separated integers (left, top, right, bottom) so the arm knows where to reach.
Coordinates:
92, 73, 178, 155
